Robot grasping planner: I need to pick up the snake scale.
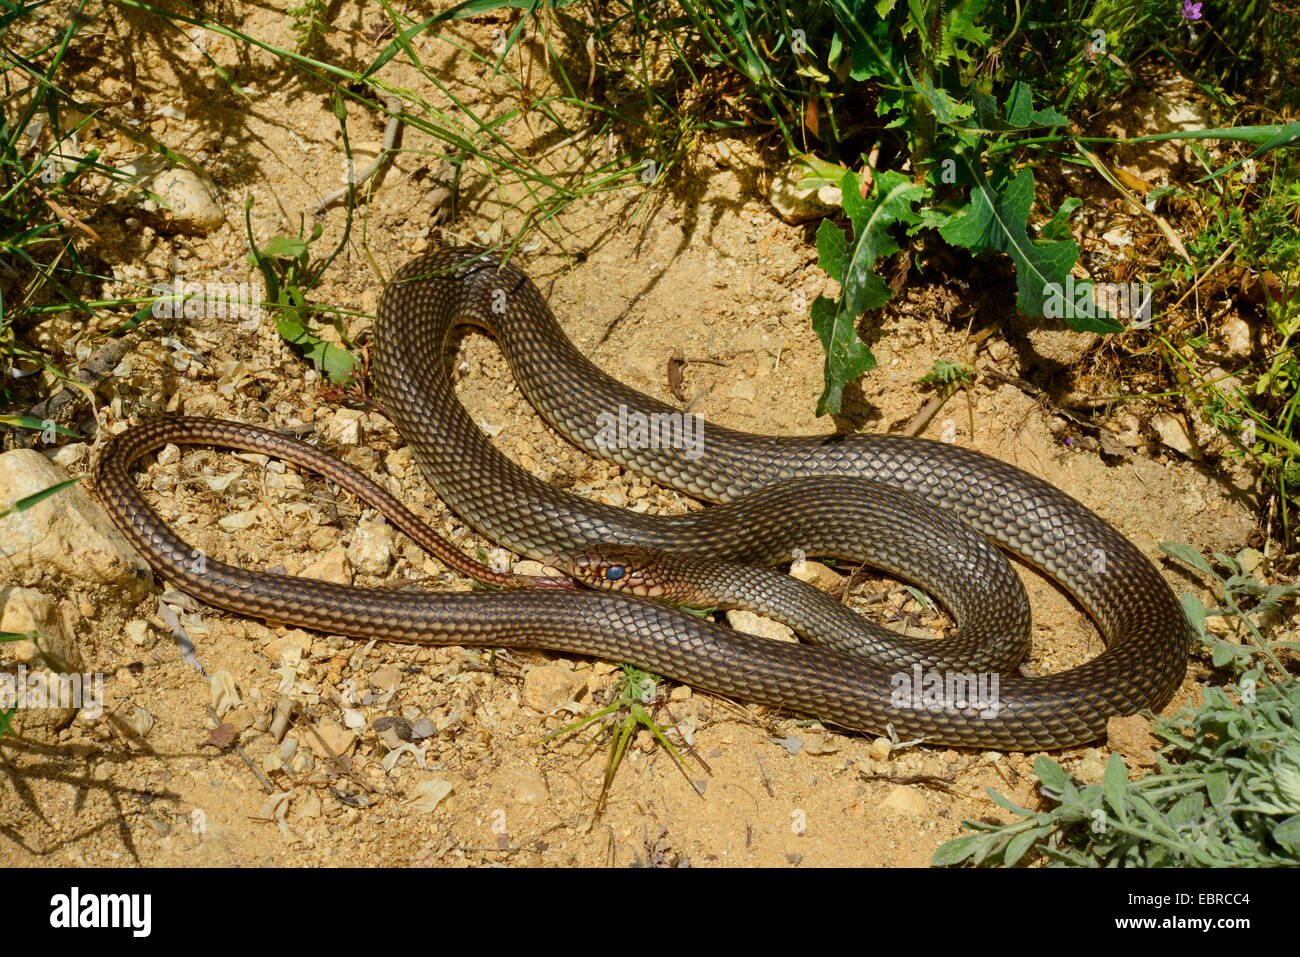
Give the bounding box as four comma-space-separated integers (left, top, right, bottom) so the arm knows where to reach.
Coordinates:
93, 247, 1190, 749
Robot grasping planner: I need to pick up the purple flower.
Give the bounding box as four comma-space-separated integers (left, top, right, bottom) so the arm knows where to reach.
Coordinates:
1181, 0, 1203, 20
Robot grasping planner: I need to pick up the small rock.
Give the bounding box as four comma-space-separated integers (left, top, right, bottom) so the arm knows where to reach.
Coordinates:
1221, 316, 1252, 359
881, 785, 927, 816
296, 792, 322, 820
347, 521, 393, 575
224, 708, 255, 735
1151, 412, 1202, 460
726, 609, 795, 643
803, 733, 840, 755
1106, 716, 1159, 768
208, 670, 241, 713
0, 587, 84, 735
0, 450, 150, 596
0, 588, 80, 670
1113, 412, 1144, 449
263, 629, 313, 664
306, 717, 357, 758
986, 338, 1011, 364
1072, 747, 1109, 785
705, 138, 762, 173
43, 443, 90, 470
113, 155, 224, 235
255, 791, 292, 821
300, 546, 352, 585
788, 559, 843, 591
124, 619, 157, 649
868, 737, 892, 761
370, 665, 403, 693
1009, 312, 1100, 369
384, 447, 413, 476
1236, 547, 1265, 578
269, 697, 297, 742
512, 765, 549, 806
329, 409, 364, 445
768, 160, 842, 224
521, 665, 585, 712
1101, 228, 1132, 248
126, 705, 154, 739
217, 510, 258, 531
307, 526, 337, 552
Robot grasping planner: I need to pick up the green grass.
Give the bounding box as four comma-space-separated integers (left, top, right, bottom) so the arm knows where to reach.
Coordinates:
538, 664, 705, 818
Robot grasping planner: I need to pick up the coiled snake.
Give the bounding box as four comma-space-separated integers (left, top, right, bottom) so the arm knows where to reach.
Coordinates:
94, 247, 1189, 749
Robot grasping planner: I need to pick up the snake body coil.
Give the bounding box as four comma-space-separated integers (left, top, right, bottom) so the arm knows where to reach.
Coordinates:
94, 247, 1190, 749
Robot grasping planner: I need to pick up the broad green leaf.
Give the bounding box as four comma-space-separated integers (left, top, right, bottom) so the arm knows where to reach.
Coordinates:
984, 786, 1034, 816
1102, 752, 1130, 815
1039, 197, 1082, 242
1180, 592, 1206, 640
1003, 827, 1045, 866
260, 235, 310, 259
1003, 81, 1069, 129
792, 154, 852, 191
1160, 541, 1214, 575
908, 65, 975, 124
840, 10, 896, 83
1206, 769, 1229, 807
274, 313, 358, 384
1033, 755, 1070, 792
938, 163, 1101, 327
930, 832, 988, 866
810, 169, 923, 416
1274, 814, 1300, 848
1128, 794, 1165, 825
1004, 82, 1034, 127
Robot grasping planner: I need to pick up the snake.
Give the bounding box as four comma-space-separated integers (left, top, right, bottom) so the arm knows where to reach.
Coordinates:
92, 246, 1190, 749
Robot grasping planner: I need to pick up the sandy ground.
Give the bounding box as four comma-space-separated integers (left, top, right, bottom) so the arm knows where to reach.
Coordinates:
0, 3, 1268, 867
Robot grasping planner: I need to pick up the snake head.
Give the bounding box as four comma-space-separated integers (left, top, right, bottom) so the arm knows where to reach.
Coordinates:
564, 544, 672, 598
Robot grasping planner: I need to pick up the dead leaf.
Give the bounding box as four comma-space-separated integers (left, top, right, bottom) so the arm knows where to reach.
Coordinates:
207, 723, 237, 748
667, 349, 686, 402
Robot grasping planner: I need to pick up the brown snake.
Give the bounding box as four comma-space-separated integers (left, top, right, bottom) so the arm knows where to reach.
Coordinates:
93, 247, 1189, 749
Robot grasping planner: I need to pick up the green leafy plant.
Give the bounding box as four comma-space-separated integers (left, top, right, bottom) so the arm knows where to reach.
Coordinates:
286, 0, 331, 51
919, 358, 975, 387
245, 213, 359, 386
934, 542, 1299, 867
536, 1, 1300, 417
1154, 150, 1300, 543
934, 678, 1300, 867
539, 664, 704, 817
810, 166, 923, 414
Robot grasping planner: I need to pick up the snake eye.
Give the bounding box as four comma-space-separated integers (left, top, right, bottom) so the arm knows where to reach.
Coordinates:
604, 565, 626, 582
